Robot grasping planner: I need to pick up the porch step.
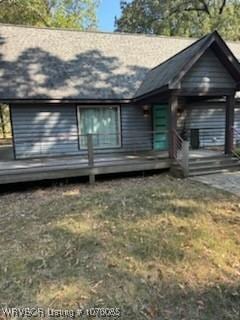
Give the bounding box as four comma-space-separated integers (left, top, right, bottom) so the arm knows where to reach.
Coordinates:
189, 157, 239, 168
189, 167, 240, 177
188, 156, 240, 176
189, 155, 233, 163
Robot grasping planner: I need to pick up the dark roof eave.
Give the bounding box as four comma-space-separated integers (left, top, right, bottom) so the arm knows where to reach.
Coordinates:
0, 98, 132, 104
133, 85, 169, 102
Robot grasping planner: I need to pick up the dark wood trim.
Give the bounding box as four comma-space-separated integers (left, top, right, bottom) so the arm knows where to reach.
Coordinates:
9, 104, 17, 160
0, 92, 170, 106
119, 105, 123, 149
168, 94, 178, 159
0, 99, 132, 105
133, 85, 169, 102
151, 105, 154, 151
212, 36, 240, 81
225, 95, 235, 154
75, 104, 80, 151
87, 134, 94, 167
175, 88, 235, 97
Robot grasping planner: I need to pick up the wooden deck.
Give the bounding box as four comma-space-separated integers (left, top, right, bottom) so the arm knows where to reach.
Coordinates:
0, 151, 170, 184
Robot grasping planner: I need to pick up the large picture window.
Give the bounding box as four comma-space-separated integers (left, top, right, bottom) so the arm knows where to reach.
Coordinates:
78, 106, 121, 149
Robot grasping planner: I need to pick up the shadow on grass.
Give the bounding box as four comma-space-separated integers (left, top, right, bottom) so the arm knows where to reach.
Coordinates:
0, 175, 239, 319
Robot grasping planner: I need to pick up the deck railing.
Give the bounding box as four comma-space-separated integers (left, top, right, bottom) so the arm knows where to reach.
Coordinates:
81, 129, 168, 162
231, 127, 240, 161
172, 129, 189, 177
183, 127, 226, 150
77, 130, 168, 183
17, 130, 168, 156
14, 130, 169, 183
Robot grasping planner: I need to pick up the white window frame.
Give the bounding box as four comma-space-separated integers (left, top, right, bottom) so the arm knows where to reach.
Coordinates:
77, 105, 121, 150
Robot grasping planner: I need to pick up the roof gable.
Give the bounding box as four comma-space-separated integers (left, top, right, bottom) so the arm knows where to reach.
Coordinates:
181, 48, 235, 90
135, 31, 240, 99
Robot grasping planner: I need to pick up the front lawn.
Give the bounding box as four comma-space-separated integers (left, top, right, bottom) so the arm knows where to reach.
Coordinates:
0, 175, 240, 319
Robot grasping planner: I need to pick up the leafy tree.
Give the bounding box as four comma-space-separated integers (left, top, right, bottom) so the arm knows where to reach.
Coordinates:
0, 0, 99, 30
0, 0, 99, 138
115, 0, 240, 40
0, 0, 50, 26
48, 0, 99, 29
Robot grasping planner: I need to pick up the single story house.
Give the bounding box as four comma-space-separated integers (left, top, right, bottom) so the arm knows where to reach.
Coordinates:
0, 24, 240, 184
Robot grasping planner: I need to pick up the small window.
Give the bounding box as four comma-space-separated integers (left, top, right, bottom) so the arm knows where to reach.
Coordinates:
78, 106, 121, 149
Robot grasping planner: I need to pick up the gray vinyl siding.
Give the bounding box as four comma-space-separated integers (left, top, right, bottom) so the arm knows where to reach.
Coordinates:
10, 101, 240, 158
121, 104, 152, 151
11, 104, 79, 158
11, 103, 153, 159
178, 102, 240, 147
181, 49, 235, 89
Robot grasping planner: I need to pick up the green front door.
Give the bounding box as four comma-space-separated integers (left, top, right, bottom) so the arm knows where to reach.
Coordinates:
153, 105, 169, 150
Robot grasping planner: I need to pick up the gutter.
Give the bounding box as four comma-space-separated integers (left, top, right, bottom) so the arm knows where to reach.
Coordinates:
0, 98, 132, 104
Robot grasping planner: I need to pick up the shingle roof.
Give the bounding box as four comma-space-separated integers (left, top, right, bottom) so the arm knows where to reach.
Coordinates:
0, 24, 240, 101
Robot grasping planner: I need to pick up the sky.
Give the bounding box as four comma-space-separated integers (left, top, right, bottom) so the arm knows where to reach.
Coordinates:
98, 0, 130, 32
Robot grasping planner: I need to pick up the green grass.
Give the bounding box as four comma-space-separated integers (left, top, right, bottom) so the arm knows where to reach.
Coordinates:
0, 174, 240, 319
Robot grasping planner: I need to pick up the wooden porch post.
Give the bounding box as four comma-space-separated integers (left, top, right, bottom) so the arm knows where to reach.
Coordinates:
225, 94, 235, 155
87, 134, 95, 184
169, 93, 178, 159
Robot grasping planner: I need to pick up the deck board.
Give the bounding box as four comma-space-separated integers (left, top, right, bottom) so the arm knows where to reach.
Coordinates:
0, 151, 170, 184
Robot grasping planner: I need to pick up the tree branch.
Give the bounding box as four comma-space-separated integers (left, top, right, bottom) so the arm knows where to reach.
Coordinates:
168, 1, 211, 17
184, 7, 209, 13
219, 0, 227, 14
199, 0, 211, 16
